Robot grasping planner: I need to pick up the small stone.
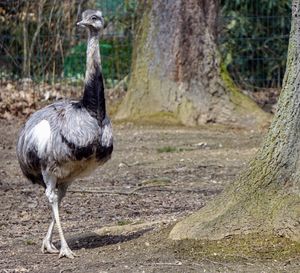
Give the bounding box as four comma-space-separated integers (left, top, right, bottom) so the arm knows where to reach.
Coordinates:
194, 142, 207, 147
6, 83, 13, 90
118, 162, 126, 168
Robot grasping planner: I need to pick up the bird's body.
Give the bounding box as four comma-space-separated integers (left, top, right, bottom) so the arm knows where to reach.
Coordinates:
17, 100, 113, 186
16, 9, 112, 259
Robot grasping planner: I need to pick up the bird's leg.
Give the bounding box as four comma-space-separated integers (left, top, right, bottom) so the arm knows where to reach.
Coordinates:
57, 183, 69, 205
41, 172, 58, 254
41, 183, 69, 254
41, 214, 58, 254
52, 194, 75, 258
43, 173, 75, 259
55, 183, 76, 258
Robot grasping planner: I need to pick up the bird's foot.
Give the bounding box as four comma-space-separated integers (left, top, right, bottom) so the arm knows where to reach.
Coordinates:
59, 245, 76, 259
41, 239, 59, 254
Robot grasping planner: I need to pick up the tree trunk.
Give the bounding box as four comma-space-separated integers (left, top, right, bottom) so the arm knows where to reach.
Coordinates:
169, 1, 300, 242
116, 0, 268, 127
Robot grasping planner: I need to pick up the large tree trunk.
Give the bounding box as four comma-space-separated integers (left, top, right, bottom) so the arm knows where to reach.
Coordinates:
116, 0, 268, 127
169, 1, 300, 242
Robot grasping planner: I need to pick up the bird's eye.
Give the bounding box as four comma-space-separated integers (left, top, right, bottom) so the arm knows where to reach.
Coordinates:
91, 16, 97, 21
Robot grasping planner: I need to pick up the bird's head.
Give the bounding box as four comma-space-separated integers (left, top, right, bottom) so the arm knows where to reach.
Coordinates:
77, 10, 104, 31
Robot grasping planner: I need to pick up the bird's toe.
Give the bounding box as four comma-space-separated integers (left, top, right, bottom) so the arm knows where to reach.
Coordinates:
58, 246, 76, 259
41, 240, 59, 254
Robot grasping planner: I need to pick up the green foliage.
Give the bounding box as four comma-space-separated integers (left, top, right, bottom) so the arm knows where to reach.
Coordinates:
64, 38, 132, 87
63, 0, 137, 87
96, 0, 137, 14
0, 0, 135, 86
63, 43, 86, 80
220, 0, 291, 89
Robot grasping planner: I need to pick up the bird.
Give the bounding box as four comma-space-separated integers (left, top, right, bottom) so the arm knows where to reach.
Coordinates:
16, 9, 113, 259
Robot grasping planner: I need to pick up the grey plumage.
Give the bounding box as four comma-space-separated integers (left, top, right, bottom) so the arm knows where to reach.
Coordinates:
16, 10, 112, 259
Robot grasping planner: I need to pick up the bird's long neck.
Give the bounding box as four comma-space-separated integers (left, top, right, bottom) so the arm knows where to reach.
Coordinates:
81, 30, 106, 122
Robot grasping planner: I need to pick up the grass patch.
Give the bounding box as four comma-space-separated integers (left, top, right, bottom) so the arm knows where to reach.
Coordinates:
157, 146, 177, 153
24, 239, 36, 246
157, 146, 194, 153
173, 233, 300, 262
117, 220, 132, 226
138, 177, 172, 187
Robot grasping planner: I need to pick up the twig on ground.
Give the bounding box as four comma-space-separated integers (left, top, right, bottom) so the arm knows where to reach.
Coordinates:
69, 185, 220, 196
59, 268, 75, 273
69, 188, 133, 195
200, 259, 234, 270
151, 260, 183, 266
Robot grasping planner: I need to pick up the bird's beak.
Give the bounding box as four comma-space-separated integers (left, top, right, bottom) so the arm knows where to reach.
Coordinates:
76, 20, 86, 27
100, 16, 104, 25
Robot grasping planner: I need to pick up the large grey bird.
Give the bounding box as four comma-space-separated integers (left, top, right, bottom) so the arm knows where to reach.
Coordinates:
16, 10, 113, 259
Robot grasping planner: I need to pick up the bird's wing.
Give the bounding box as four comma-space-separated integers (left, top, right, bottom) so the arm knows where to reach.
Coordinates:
62, 113, 99, 145
51, 103, 101, 160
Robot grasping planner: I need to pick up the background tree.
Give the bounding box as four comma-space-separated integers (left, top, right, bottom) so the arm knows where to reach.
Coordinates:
0, 0, 291, 97
116, 0, 268, 127
170, 0, 300, 242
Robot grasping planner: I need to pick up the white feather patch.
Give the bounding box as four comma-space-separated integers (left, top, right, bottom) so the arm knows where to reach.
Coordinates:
101, 124, 112, 147
31, 120, 51, 156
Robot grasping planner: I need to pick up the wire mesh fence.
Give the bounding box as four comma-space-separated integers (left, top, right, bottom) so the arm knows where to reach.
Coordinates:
220, 0, 291, 91
0, 0, 291, 93
0, 0, 137, 94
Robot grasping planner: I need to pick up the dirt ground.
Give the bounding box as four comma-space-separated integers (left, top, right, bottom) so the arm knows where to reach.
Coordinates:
1, 119, 299, 273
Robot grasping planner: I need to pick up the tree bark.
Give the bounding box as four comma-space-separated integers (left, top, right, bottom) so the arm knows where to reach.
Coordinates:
116, 0, 269, 127
169, 1, 300, 242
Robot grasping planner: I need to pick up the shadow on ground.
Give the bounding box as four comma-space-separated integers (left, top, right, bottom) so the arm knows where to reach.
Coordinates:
60, 227, 154, 250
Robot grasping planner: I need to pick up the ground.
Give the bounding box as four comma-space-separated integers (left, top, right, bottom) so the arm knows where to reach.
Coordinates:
0, 119, 299, 272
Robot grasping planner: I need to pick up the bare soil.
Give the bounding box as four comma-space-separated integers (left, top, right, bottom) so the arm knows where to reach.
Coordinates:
0, 119, 299, 272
